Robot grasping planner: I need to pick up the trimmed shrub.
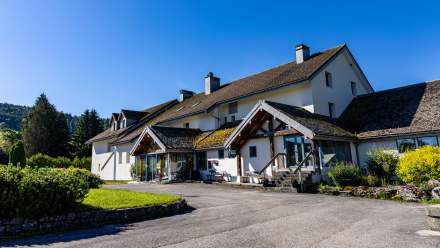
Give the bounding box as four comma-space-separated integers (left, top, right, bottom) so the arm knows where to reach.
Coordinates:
9, 141, 26, 166
26, 153, 91, 170
397, 146, 440, 186
328, 162, 361, 187
366, 150, 399, 184
66, 167, 103, 188
0, 165, 91, 219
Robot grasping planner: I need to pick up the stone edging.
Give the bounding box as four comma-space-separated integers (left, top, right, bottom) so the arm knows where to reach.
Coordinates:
0, 199, 189, 238
426, 205, 440, 231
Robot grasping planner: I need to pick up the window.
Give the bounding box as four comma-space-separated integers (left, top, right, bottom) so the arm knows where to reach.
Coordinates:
249, 146, 257, 158
126, 152, 130, 163
397, 138, 416, 153
228, 102, 238, 114
328, 102, 335, 119
218, 150, 224, 159
351, 81, 357, 96
325, 71, 333, 88
228, 149, 237, 158
417, 136, 438, 147
107, 144, 112, 152
184, 122, 190, 128
118, 151, 123, 164
231, 115, 236, 122
397, 136, 439, 153
224, 116, 228, 124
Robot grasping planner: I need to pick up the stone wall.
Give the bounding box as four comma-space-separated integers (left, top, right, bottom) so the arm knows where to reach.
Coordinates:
0, 199, 188, 237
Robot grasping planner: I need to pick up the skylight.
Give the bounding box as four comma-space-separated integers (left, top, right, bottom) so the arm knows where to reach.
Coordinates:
191, 102, 201, 108
176, 106, 184, 112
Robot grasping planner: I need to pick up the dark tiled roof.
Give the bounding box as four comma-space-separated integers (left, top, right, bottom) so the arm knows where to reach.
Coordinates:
266, 101, 355, 138
150, 126, 201, 150
339, 80, 440, 139
86, 100, 178, 144
149, 45, 346, 124
121, 110, 147, 120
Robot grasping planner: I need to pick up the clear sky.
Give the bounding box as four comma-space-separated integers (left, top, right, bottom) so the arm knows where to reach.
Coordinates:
0, 0, 439, 117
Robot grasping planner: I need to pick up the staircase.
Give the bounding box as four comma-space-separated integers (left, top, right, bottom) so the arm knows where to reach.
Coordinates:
260, 152, 317, 193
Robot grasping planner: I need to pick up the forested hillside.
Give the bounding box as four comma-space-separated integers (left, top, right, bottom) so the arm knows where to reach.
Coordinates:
0, 102, 79, 134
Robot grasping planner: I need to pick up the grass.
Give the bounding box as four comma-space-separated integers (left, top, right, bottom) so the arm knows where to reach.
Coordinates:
104, 180, 131, 185
80, 188, 181, 210
421, 198, 440, 205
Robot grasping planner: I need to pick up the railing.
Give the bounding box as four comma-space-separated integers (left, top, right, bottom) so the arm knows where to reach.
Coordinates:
258, 153, 286, 180
290, 151, 313, 191
100, 152, 115, 171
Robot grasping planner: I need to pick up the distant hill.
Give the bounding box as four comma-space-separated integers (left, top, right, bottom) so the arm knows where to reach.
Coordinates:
0, 103, 31, 130
0, 102, 79, 134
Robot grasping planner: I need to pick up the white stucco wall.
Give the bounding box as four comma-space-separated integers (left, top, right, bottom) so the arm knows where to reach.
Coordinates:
240, 137, 271, 174
91, 141, 135, 181
160, 112, 218, 131
204, 149, 237, 179
310, 49, 372, 118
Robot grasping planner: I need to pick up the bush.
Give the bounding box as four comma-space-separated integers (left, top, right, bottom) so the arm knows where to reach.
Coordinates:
366, 150, 399, 184
318, 184, 341, 195
364, 175, 383, 187
26, 153, 91, 170
397, 146, 440, 186
66, 167, 103, 188
328, 162, 361, 187
0, 165, 91, 218
9, 141, 26, 166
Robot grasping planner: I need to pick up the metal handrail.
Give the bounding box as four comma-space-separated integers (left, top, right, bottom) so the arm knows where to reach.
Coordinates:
291, 151, 313, 191
100, 152, 115, 171
257, 152, 286, 176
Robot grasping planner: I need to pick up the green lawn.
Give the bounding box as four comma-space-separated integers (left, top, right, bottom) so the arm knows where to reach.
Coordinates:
104, 180, 131, 185
81, 188, 181, 210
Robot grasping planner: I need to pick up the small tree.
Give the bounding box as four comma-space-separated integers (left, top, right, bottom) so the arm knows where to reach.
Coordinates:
367, 150, 399, 184
397, 146, 440, 186
9, 141, 26, 166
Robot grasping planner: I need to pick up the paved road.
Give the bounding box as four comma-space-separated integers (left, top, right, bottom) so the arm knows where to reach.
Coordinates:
3, 183, 439, 248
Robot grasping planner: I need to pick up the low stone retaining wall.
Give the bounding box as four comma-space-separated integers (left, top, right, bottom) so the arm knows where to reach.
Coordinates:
426, 205, 440, 231
0, 199, 188, 237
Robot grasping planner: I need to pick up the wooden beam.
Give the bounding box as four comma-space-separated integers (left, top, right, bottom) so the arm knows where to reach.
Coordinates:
268, 117, 275, 174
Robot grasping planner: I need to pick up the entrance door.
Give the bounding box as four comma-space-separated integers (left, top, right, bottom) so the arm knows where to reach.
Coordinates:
284, 135, 312, 167
146, 154, 158, 181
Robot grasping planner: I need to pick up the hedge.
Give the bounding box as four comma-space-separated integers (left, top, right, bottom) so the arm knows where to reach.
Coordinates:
328, 162, 361, 187
26, 153, 91, 170
0, 166, 103, 219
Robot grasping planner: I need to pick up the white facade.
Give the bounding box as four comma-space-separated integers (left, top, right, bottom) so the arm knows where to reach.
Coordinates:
91, 140, 135, 181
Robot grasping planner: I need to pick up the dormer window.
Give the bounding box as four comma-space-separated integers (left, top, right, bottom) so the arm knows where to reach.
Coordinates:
112, 121, 118, 131
228, 102, 238, 114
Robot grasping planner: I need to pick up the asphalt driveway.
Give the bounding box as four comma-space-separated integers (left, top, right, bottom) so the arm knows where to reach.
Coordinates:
3, 183, 439, 248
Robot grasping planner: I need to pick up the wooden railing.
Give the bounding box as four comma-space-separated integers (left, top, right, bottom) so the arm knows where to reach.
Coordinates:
257, 153, 286, 179
291, 151, 313, 191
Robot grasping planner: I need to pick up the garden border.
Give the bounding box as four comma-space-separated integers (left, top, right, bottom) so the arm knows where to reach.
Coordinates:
0, 199, 189, 238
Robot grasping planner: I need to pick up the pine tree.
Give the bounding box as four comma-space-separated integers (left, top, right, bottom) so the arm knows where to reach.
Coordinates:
9, 140, 26, 166
71, 109, 103, 157
21, 94, 70, 157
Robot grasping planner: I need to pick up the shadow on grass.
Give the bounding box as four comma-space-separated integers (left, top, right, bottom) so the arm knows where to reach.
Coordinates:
0, 205, 195, 247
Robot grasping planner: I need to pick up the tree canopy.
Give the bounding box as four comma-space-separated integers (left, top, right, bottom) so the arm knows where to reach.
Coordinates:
21, 94, 70, 157
70, 109, 103, 157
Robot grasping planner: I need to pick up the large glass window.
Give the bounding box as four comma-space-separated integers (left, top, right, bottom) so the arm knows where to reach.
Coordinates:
397, 136, 438, 153
284, 135, 312, 166
319, 141, 352, 167
417, 136, 438, 147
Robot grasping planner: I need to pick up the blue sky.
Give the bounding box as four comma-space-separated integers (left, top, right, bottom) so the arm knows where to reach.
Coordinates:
0, 0, 439, 117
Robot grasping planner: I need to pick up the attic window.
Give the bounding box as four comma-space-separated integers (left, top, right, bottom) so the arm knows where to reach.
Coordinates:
228, 102, 238, 114
325, 71, 333, 88
176, 106, 184, 112
191, 102, 201, 108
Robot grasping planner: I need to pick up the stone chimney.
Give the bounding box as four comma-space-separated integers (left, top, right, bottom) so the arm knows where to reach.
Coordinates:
204, 72, 220, 95
179, 89, 195, 102
295, 44, 310, 64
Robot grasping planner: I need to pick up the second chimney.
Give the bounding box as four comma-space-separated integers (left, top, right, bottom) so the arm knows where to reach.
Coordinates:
295, 44, 310, 64
204, 72, 220, 95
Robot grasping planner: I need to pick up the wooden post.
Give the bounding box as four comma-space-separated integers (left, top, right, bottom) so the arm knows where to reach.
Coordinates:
237, 151, 242, 182
268, 118, 275, 175
311, 140, 321, 174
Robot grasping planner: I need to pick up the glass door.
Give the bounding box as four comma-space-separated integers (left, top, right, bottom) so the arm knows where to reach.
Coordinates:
284, 135, 312, 167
